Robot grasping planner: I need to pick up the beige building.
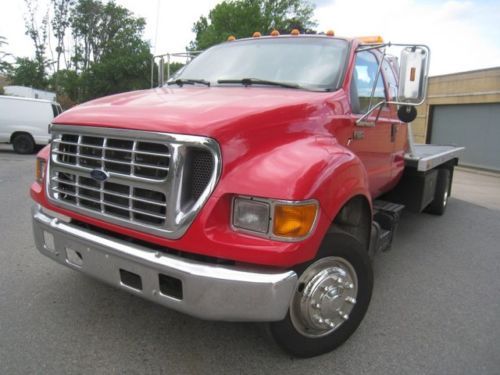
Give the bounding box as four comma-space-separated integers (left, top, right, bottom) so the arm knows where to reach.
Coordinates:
412, 67, 500, 171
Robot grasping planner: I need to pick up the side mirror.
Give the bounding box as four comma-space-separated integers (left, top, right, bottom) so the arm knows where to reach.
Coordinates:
398, 46, 429, 104
158, 58, 165, 87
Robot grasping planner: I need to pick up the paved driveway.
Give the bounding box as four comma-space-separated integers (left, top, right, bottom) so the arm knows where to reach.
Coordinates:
0, 145, 499, 374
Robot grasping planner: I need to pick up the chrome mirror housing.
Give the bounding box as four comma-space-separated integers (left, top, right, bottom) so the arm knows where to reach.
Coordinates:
398, 46, 429, 104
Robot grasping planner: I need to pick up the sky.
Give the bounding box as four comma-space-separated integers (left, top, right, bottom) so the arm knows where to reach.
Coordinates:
1, 0, 500, 76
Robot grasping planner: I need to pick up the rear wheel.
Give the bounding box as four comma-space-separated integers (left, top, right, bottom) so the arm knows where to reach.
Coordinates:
426, 169, 451, 215
12, 133, 35, 154
268, 233, 373, 357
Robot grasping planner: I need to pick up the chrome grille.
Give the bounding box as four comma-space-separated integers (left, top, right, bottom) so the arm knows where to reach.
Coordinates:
54, 134, 170, 180
53, 172, 167, 225
47, 125, 221, 239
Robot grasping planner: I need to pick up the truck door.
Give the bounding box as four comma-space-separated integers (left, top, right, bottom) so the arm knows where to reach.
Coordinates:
347, 50, 394, 198
381, 59, 407, 181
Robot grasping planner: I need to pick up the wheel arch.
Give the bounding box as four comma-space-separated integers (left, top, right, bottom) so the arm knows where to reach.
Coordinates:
328, 195, 373, 251
311, 149, 373, 253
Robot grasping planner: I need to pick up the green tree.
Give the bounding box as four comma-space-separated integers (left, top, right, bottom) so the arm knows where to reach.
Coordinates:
0, 36, 13, 75
70, 0, 151, 101
17, 0, 153, 103
9, 57, 47, 88
190, 0, 316, 50
79, 42, 151, 101
51, 0, 74, 72
23, 0, 49, 86
50, 69, 79, 99
70, 0, 104, 71
167, 62, 185, 78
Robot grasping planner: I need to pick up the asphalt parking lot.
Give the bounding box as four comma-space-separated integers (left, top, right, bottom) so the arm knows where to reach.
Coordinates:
0, 144, 499, 374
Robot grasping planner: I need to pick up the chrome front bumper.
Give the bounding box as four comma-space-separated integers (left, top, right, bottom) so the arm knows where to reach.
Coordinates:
32, 205, 297, 321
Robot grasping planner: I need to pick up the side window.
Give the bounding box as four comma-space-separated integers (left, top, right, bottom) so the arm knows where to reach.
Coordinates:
352, 51, 386, 114
51, 104, 58, 118
382, 60, 398, 99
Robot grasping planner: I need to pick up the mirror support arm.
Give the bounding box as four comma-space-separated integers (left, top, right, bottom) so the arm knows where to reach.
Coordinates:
356, 100, 386, 124
368, 48, 386, 111
355, 100, 421, 125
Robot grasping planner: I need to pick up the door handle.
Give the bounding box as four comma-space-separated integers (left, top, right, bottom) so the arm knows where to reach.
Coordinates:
391, 123, 397, 143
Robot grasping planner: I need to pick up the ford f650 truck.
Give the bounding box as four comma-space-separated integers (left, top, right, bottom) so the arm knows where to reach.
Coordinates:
31, 33, 463, 357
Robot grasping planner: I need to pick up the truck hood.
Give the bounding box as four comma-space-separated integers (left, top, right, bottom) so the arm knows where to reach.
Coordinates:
54, 87, 338, 139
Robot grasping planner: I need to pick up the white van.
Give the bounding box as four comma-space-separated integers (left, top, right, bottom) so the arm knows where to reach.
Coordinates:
0, 95, 62, 154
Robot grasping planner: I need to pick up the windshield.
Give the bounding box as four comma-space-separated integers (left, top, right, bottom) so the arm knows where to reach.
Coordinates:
172, 37, 349, 91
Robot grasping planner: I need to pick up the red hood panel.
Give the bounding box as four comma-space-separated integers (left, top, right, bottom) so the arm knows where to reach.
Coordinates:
55, 87, 333, 138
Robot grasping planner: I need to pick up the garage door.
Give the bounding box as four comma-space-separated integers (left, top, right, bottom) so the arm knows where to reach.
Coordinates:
430, 103, 500, 172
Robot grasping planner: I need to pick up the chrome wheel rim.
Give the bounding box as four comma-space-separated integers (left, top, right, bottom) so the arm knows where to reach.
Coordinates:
290, 256, 358, 338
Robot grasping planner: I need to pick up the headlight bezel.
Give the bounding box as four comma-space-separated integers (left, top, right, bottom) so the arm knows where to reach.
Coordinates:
231, 196, 319, 242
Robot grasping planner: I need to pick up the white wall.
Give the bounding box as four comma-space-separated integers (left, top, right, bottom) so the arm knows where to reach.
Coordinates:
4, 85, 56, 102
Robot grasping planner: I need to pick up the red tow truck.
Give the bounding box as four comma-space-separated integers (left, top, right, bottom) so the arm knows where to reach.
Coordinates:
31, 33, 463, 357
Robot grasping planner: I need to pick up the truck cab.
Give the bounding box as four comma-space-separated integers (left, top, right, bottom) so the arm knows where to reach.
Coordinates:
31, 33, 463, 357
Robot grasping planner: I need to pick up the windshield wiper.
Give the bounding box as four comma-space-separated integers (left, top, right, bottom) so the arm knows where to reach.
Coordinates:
167, 78, 210, 87
217, 78, 301, 89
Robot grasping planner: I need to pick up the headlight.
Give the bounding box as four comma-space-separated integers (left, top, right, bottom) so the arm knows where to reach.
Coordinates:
232, 197, 270, 234
35, 157, 46, 183
232, 196, 318, 241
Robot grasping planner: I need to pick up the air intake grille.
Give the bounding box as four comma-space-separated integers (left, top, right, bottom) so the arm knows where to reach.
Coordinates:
190, 150, 215, 200
47, 126, 221, 239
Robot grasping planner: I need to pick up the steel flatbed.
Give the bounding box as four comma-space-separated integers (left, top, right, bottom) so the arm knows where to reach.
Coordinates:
405, 144, 465, 172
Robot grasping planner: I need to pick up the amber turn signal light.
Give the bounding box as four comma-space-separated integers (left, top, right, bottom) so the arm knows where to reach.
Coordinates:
35, 157, 46, 183
273, 203, 317, 238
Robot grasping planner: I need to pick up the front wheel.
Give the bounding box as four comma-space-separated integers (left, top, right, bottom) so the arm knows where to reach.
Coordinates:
268, 233, 373, 357
12, 133, 35, 154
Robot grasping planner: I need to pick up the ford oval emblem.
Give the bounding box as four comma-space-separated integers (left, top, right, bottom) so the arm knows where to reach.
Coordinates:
90, 169, 109, 182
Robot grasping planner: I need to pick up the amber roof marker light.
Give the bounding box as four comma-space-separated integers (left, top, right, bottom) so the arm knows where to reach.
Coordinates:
252, 31, 262, 38
358, 35, 384, 44
290, 29, 300, 36
227, 35, 236, 41
326, 30, 335, 37
271, 29, 280, 37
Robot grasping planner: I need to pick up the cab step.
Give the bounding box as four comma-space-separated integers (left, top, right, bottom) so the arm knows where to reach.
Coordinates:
369, 200, 405, 255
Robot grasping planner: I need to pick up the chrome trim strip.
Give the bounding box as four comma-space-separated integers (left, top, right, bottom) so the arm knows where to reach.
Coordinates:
47, 125, 222, 239
32, 205, 297, 321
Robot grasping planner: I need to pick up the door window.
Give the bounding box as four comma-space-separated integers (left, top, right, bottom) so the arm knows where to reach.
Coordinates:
352, 51, 386, 113
51, 104, 58, 117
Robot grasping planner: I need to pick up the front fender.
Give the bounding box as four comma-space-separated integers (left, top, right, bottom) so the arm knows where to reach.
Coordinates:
214, 135, 371, 220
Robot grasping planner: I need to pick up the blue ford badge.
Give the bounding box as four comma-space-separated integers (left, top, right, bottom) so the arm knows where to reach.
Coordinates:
90, 169, 109, 182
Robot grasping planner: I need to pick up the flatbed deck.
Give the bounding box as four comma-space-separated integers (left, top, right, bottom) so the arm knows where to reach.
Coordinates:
405, 144, 464, 172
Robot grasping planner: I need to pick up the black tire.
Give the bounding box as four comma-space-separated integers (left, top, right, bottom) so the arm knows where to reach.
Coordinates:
426, 169, 451, 216
268, 232, 373, 358
12, 133, 35, 154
